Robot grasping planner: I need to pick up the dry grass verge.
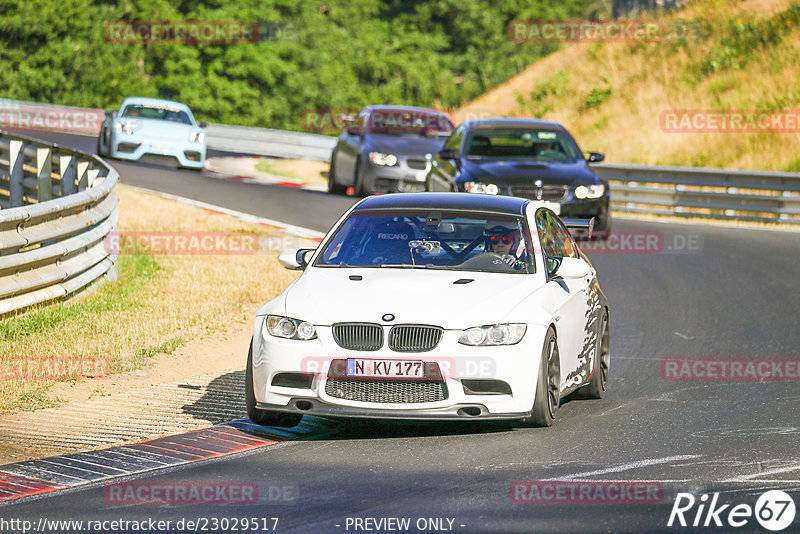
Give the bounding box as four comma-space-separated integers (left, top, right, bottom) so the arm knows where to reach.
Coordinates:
0, 185, 300, 414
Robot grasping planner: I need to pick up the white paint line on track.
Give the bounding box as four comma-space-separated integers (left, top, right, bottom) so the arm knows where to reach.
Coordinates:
122, 184, 325, 239
552, 455, 702, 481
722, 463, 800, 483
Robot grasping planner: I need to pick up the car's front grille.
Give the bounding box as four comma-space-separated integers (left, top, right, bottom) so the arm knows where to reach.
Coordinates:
332, 323, 383, 351
325, 378, 447, 403
388, 325, 443, 352
512, 185, 568, 202
116, 142, 140, 154
184, 150, 202, 162
406, 158, 428, 170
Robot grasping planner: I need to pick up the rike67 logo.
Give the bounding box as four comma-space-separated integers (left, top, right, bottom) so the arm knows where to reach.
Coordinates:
668, 490, 796, 531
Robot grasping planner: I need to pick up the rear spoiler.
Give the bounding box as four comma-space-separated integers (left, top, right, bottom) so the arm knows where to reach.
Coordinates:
563, 217, 595, 238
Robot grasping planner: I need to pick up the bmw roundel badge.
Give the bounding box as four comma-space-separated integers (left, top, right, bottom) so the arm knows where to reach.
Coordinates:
382, 314, 395, 322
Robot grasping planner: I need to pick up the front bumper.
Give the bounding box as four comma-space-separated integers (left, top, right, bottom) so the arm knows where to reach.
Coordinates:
111, 135, 206, 169
363, 156, 430, 193
251, 322, 546, 421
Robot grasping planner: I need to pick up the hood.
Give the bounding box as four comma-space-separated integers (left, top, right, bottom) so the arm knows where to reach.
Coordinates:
121, 118, 196, 142
365, 133, 447, 156
460, 158, 599, 186
282, 267, 544, 329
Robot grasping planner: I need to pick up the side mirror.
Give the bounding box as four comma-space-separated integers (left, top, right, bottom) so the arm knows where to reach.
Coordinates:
198, 121, 209, 128
587, 152, 605, 163
278, 248, 315, 271
554, 257, 591, 279
437, 148, 456, 159
346, 125, 362, 136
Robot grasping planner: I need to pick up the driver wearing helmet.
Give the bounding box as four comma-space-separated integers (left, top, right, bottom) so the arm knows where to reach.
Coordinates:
485, 225, 528, 270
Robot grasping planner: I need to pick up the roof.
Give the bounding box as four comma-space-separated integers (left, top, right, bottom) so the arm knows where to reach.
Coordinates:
353, 192, 530, 216
120, 97, 191, 111
361, 105, 449, 116
462, 117, 565, 130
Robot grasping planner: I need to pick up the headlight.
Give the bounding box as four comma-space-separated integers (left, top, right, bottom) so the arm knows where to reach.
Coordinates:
189, 131, 205, 143
264, 315, 317, 340
574, 184, 605, 199
114, 122, 134, 135
459, 324, 526, 346
368, 152, 398, 166
464, 182, 499, 195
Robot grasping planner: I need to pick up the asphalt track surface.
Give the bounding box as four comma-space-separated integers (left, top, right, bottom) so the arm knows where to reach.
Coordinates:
2, 131, 800, 533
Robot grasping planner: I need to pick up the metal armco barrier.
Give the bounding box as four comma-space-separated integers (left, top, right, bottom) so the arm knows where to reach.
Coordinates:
593, 163, 800, 224
205, 122, 336, 161
0, 130, 118, 316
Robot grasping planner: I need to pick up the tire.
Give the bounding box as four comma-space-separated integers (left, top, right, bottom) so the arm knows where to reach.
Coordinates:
577, 312, 609, 399
327, 152, 346, 194
521, 328, 560, 427
351, 157, 366, 196
245, 339, 303, 428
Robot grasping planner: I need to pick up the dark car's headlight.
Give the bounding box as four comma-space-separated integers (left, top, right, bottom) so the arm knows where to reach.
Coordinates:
459, 324, 526, 346
574, 184, 605, 199
463, 182, 499, 195
114, 122, 135, 135
369, 152, 398, 166
264, 315, 317, 340
189, 131, 205, 143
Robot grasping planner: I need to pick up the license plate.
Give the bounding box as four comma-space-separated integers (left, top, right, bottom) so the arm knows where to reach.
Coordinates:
346, 359, 424, 378
150, 143, 170, 154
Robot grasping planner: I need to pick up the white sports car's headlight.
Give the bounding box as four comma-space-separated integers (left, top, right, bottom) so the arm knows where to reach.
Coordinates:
459, 324, 526, 346
114, 122, 135, 135
264, 315, 317, 340
368, 152, 398, 166
189, 131, 205, 143
574, 184, 605, 199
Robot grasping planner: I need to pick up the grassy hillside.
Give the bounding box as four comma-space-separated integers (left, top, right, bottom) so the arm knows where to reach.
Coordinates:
0, 0, 599, 132
456, 0, 800, 172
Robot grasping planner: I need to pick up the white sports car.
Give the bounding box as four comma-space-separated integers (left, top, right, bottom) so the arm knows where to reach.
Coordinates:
246, 193, 610, 427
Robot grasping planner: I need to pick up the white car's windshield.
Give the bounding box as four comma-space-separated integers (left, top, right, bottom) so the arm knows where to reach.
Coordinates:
122, 104, 193, 125
316, 210, 534, 273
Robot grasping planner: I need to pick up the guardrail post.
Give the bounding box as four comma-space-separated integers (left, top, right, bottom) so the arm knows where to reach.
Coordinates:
76, 161, 89, 190
9, 140, 24, 207
59, 155, 76, 196
36, 147, 53, 202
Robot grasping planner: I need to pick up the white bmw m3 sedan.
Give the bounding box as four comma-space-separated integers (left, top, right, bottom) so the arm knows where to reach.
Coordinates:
246, 193, 610, 427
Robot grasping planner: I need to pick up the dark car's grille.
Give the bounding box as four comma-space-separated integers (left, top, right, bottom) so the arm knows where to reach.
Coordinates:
512, 185, 568, 202
332, 323, 383, 351
325, 378, 447, 403
406, 158, 428, 170
388, 325, 443, 352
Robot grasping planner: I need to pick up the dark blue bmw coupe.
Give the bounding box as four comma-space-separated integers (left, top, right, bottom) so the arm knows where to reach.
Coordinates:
426, 118, 610, 233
